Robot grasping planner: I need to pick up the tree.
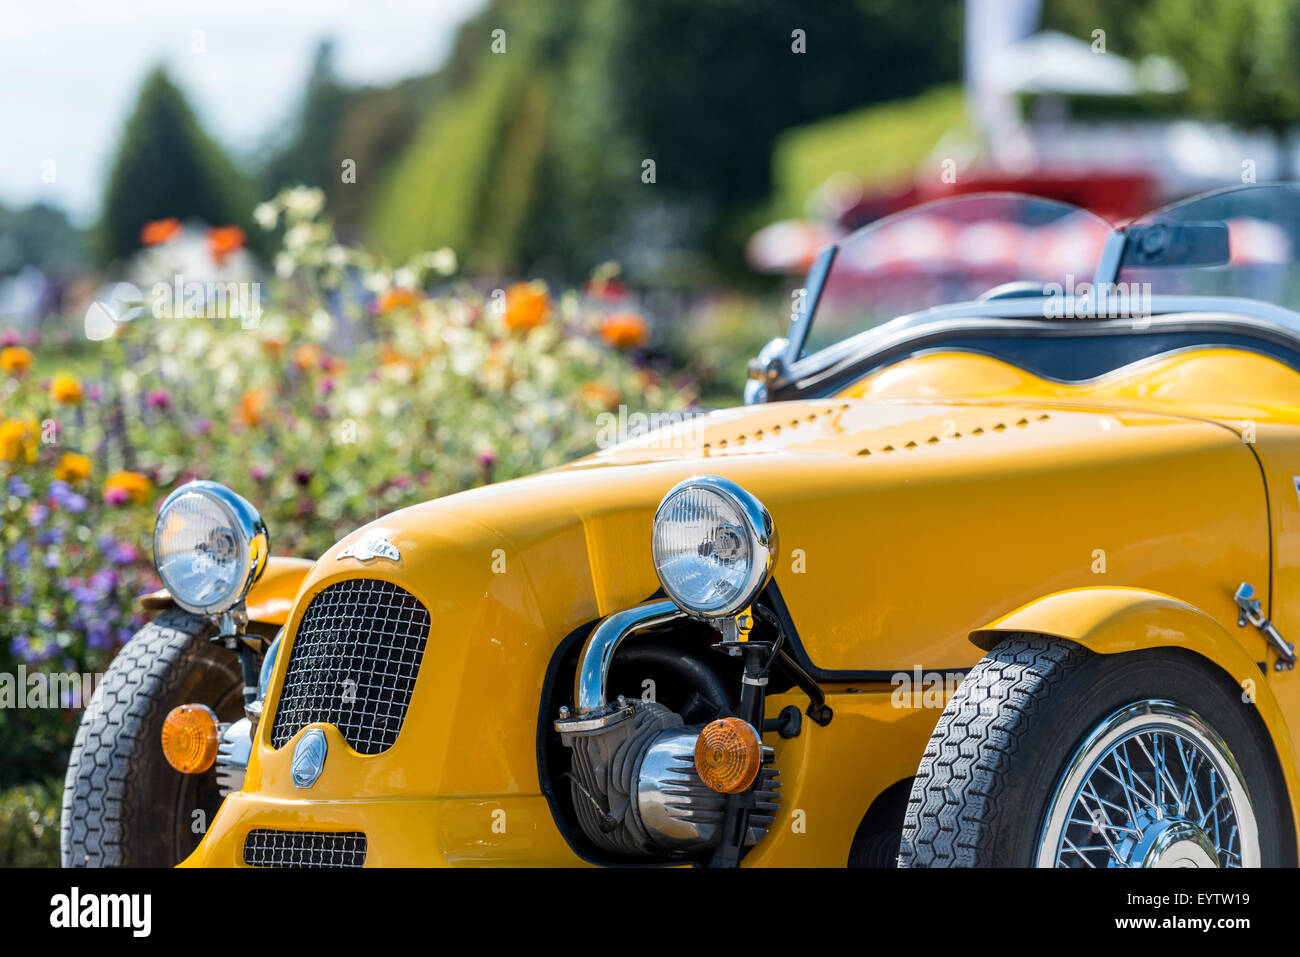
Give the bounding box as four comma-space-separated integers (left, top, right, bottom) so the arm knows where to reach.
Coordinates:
98, 66, 255, 263
265, 41, 349, 194
1136, 0, 1300, 177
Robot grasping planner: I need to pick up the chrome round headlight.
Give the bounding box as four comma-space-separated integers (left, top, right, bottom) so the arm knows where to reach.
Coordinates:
153, 481, 269, 615
651, 475, 776, 619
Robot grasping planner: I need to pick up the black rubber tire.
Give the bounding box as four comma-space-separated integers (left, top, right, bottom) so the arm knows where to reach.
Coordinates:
61, 609, 244, 867
899, 635, 1292, 867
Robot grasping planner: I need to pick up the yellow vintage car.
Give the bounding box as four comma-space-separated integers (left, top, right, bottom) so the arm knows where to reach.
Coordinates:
62, 184, 1300, 869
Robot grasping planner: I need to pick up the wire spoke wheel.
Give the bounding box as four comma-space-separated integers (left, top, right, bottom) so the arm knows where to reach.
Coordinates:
1038, 700, 1259, 868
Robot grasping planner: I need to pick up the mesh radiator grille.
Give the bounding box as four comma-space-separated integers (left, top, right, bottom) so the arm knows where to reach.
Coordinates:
269, 578, 430, 754
243, 829, 367, 868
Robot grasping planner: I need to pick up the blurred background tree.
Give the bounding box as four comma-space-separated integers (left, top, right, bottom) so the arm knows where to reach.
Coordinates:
97, 67, 256, 263
264, 41, 350, 198
366, 0, 962, 282
1136, 0, 1300, 177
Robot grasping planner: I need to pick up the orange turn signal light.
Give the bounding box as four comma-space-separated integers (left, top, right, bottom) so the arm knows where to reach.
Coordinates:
693, 717, 762, 794
161, 704, 219, 774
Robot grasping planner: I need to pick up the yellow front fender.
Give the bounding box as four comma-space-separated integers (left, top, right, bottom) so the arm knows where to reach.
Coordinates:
140, 555, 315, 626
971, 586, 1300, 850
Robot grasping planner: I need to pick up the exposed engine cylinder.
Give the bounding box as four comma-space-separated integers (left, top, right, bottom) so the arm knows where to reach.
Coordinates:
565, 700, 781, 859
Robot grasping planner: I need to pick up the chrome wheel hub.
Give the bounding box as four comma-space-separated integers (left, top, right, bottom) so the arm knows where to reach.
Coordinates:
1115, 809, 1219, 868
1037, 700, 1259, 868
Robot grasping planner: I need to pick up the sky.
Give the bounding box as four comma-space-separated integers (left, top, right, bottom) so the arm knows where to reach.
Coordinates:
0, 0, 485, 225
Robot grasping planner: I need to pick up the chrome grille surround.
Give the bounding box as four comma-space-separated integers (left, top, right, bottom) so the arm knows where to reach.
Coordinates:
243, 829, 367, 868
269, 578, 430, 754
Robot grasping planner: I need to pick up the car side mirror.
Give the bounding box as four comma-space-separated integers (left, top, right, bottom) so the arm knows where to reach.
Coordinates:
1120, 221, 1231, 269
745, 337, 790, 405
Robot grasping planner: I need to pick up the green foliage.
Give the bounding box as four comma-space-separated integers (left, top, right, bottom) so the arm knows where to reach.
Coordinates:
326, 79, 433, 235
369, 61, 526, 268
1041, 0, 1158, 58
0, 203, 87, 280
669, 293, 787, 405
0, 778, 61, 866
265, 42, 351, 196
369, 0, 963, 281
97, 67, 256, 263
1135, 0, 1300, 138
771, 85, 970, 218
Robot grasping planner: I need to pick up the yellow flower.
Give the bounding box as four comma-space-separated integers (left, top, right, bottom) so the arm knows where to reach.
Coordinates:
0, 346, 32, 377
55, 452, 92, 483
0, 417, 37, 464
103, 470, 153, 506
50, 374, 83, 405
503, 282, 551, 332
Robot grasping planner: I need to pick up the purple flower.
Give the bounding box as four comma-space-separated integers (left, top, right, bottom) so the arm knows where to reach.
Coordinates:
193, 417, 213, 436
146, 388, 172, 410
44, 551, 60, 569
86, 622, 114, 650
11, 634, 42, 664
89, 569, 118, 592
30, 503, 49, 527
49, 480, 88, 513
8, 476, 31, 498
108, 542, 138, 564
7, 541, 29, 566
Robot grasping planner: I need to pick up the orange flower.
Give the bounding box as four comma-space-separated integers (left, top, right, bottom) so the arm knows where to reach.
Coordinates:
238, 387, 269, 426
0, 417, 37, 464
262, 333, 288, 357
292, 344, 323, 371
503, 282, 551, 332
0, 346, 33, 376
141, 217, 181, 246
600, 312, 649, 350
103, 470, 153, 506
207, 225, 245, 264
581, 381, 621, 409
54, 451, 92, 483
49, 374, 83, 404
377, 287, 421, 314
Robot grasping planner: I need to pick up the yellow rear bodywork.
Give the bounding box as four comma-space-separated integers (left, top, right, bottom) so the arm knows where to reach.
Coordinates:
183, 347, 1300, 866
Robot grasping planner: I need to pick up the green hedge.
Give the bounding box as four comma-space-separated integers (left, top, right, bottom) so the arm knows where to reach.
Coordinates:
0, 777, 61, 867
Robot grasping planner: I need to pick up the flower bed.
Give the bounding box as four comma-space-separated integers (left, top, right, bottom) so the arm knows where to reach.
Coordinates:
0, 188, 687, 789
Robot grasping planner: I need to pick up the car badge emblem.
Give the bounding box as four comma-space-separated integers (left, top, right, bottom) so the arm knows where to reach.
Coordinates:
338, 531, 400, 563
291, 729, 328, 789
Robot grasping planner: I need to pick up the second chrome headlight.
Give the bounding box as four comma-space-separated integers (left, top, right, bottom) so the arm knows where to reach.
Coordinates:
651, 475, 776, 619
153, 480, 268, 615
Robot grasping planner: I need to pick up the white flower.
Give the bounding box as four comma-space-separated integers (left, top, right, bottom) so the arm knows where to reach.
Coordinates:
253, 202, 279, 231
283, 186, 325, 220
425, 247, 457, 276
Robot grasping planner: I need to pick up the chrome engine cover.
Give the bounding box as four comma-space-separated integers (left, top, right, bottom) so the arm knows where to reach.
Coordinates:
565, 700, 781, 859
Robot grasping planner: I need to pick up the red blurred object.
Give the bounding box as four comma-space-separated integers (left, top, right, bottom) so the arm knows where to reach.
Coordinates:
841, 169, 1158, 232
